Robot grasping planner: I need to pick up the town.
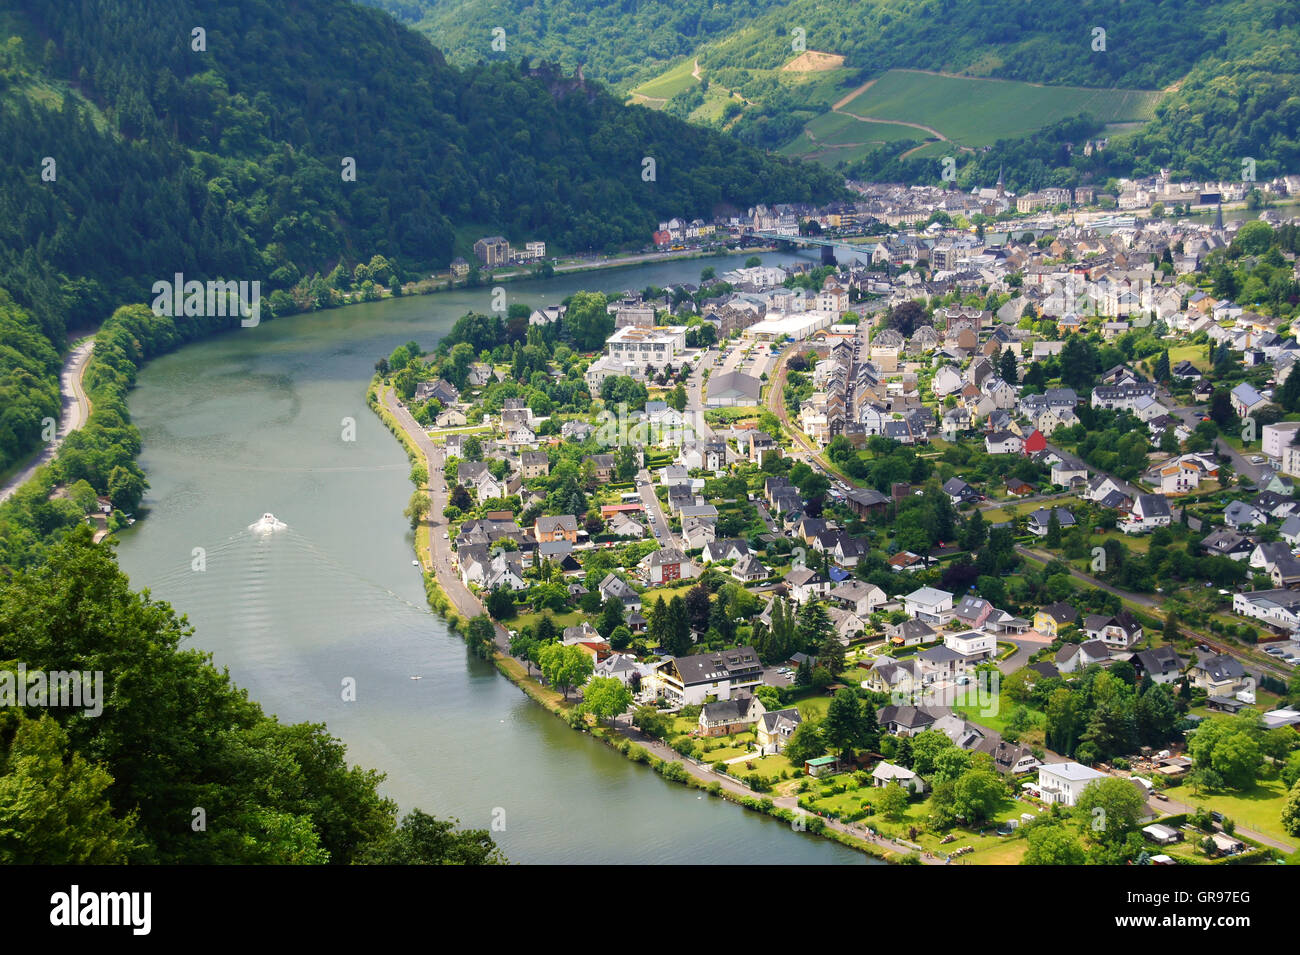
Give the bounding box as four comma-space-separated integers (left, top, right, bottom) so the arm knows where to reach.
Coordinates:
373, 173, 1300, 866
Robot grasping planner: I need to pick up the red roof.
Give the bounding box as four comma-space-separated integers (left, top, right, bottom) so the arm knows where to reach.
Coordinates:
1023, 429, 1047, 454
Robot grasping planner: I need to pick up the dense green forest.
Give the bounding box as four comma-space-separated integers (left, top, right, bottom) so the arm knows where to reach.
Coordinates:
361, 0, 787, 87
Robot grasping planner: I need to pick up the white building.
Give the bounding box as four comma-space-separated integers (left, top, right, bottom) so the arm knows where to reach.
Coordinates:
1037, 762, 1107, 807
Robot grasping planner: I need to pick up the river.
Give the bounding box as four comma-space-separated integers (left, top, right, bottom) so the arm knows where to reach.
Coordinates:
114, 250, 876, 864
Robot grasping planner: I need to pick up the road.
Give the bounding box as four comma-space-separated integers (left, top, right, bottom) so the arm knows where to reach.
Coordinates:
1163, 394, 1267, 486
0, 339, 95, 504
686, 347, 717, 441
381, 387, 509, 651
636, 467, 678, 550
1015, 544, 1294, 682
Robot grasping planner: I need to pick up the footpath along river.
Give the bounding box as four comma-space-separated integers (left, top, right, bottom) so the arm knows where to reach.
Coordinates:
114, 249, 880, 863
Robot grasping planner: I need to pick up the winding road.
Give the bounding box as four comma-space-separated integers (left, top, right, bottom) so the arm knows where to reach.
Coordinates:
0, 339, 95, 504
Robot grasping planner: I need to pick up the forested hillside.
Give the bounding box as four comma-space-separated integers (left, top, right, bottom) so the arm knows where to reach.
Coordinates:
0, 0, 840, 478
360, 0, 787, 88
378, 0, 1299, 189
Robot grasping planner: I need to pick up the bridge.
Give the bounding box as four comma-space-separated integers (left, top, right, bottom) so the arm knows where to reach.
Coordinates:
751, 230, 881, 264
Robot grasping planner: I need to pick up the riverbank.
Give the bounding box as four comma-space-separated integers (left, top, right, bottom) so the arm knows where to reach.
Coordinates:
367, 372, 905, 863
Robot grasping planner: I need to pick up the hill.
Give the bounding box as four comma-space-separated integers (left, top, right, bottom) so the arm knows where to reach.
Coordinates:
378, 0, 1300, 188
0, 0, 840, 480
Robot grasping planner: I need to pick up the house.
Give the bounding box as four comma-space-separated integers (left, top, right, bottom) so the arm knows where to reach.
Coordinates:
888, 618, 937, 648
697, 694, 766, 737
756, 708, 803, 755
1037, 762, 1107, 807
1133, 645, 1183, 684
519, 451, 550, 479
1084, 474, 1130, 506
1121, 493, 1172, 534
1224, 500, 1267, 530
903, 587, 955, 625
1027, 507, 1077, 537
863, 659, 922, 696
952, 594, 995, 630
942, 477, 980, 505
784, 567, 832, 604
657, 646, 764, 706
1233, 588, 1300, 631
985, 430, 1024, 454
1230, 383, 1268, 419
1191, 654, 1248, 695
593, 653, 645, 687
1050, 457, 1089, 487
1034, 602, 1078, 638
1006, 477, 1035, 497
1200, 529, 1254, 561
872, 762, 926, 793
534, 514, 579, 543
888, 551, 928, 573
805, 755, 842, 778
731, 554, 768, 582
584, 454, 617, 484
639, 548, 698, 585
1056, 639, 1111, 673
598, 573, 642, 612
1082, 611, 1143, 649
944, 629, 996, 660
876, 704, 940, 736
828, 580, 886, 617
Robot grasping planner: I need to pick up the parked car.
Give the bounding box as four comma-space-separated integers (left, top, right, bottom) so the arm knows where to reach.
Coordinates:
1154, 792, 1169, 801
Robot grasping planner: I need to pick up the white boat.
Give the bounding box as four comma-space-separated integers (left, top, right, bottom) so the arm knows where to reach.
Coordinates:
248, 512, 287, 533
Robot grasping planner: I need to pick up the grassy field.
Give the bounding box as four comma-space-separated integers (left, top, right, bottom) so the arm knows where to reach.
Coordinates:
838, 70, 1161, 147
1164, 778, 1296, 850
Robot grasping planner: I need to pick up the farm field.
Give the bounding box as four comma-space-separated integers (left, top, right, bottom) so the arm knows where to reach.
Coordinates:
837, 69, 1161, 148
629, 58, 698, 102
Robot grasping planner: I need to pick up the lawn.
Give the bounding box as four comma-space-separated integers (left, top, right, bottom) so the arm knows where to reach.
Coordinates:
838, 69, 1161, 148
1163, 778, 1297, 850
864, 791, 1041, 863
953, 689, 1044, 736
511, 609, 585, 633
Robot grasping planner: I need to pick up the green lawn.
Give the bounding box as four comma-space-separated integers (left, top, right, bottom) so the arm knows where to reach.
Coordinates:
1164, 778, 1297, 849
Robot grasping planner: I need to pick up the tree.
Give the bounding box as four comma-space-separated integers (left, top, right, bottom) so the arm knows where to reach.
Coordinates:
822, 689, 868, 756
782, 720, 826, 765
359, 810, 506, 865
1153, 349, 1170, 383
876, 782, 910, 821
0, 713, 139, 863
537, 643, 594, 698
107, 464, 147, 511
583, 677, 633, 726
999, 346, 1018, 383
952, 768, 1004, 825
685, 583, 712, 634
485, 586, 515, 620
1076, 777, 1146, 845
1283, 780, 1300, 838
598, 597, 626, 639
404, 490, 431, 529
662, 595, 693, 657
669, 383, 687, 412
1021, 824, 1087, 865
466, 614, 496, 660
961, 509, 987, 551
